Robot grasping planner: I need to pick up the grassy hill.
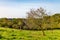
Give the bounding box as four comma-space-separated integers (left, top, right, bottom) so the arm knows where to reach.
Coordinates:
0, 27, 60, 40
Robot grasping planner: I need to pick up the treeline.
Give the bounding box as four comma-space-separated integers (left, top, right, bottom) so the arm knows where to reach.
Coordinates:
0, 13, 60, 30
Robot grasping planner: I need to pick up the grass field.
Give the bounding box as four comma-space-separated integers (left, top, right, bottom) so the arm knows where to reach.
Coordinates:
0, 27, 60, 40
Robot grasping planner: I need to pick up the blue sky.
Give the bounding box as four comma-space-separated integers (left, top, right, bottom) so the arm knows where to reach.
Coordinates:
0, 0, 60, 18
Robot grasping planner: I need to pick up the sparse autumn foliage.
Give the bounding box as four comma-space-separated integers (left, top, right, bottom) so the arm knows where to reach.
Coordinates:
26, 7, 48, 36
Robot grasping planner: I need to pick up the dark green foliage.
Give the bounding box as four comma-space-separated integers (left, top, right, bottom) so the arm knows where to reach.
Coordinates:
0, 35, 3, 39
0, 13, 60, 30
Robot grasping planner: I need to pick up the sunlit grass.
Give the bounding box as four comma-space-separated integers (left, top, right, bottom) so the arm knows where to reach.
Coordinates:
0, 27, 60, 40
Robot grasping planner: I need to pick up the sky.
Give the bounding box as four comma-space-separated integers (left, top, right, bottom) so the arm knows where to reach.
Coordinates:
0, 0, 60, 18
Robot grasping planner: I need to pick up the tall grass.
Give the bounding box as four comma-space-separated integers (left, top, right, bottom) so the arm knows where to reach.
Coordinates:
0, 27, 60, 40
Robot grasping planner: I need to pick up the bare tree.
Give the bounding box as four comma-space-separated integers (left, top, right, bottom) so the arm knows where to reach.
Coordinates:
26, 7, 47, 36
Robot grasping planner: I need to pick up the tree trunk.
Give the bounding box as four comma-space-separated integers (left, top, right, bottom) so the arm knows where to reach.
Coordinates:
39, 25, 46, 36
19, 26, 21, 30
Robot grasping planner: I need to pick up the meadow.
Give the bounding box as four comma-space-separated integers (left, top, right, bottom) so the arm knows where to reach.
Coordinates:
0, 27, 59, 40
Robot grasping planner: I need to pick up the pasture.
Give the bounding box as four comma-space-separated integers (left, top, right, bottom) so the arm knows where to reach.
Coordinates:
0, 27, 60, 40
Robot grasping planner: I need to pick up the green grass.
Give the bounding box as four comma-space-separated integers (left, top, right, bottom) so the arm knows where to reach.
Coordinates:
0, 27, 60, 40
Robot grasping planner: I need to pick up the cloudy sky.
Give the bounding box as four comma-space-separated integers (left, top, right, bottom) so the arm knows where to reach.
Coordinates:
0, 0, 60, 18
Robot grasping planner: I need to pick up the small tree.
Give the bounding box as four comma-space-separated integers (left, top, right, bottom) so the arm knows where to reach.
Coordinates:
26, 7, 47, 36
